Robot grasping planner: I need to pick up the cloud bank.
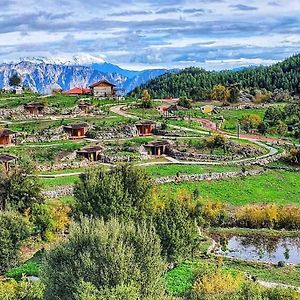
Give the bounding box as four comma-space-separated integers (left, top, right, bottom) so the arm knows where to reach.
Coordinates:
0, 0, 299, 70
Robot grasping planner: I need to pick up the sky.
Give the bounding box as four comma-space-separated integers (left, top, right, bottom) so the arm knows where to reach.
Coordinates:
0, 0, 300, 70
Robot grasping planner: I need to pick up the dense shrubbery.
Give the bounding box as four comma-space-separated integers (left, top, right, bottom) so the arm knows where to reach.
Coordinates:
73, 165, 200, 262
0, 162, 44, 212
0, 211, 30, 273
0, 279, 44, 300
235, 204, 300, 230
42, 218, 171, 300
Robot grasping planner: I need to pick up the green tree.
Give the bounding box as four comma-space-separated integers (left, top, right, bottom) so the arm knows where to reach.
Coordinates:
73, 165, 154, 221
42, 218, 168, 300
155, 198, 199, 262
264, 107, 285, 126
9, 74, 21, 87
178, 96, 192, 108
0, 162, 44, 212
0, 211, 30, 273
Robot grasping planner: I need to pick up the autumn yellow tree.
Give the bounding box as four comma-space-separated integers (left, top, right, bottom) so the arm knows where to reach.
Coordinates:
210, 84, 230, 103
141, 89, 153, 108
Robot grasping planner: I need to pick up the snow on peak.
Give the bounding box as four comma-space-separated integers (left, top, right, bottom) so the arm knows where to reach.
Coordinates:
19, 53, 106, 66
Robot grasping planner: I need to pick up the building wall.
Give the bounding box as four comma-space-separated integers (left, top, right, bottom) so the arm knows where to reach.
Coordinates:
92, 85, 114, 97
0, 136, 10, 145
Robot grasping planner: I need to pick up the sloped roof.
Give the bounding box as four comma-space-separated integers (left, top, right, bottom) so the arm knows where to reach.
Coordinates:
0, 153, 17, 162
89, 79, 116, 88
0, 128, 16, 137
144, 140, 170, 148
78, 146, 102, 154
63, 123, 89, 130
64, 87, 91, 95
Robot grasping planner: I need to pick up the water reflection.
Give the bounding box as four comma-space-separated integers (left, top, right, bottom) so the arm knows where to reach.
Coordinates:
214, 235, 300, 265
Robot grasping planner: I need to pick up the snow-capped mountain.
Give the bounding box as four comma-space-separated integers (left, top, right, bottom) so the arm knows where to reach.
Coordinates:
0, 57, 174, 94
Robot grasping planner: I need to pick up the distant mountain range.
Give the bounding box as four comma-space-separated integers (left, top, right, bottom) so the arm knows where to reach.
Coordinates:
0, 55, 176, 94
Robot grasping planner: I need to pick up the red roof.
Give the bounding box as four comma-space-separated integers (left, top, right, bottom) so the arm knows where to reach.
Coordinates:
89, 79, 116, 88
64, 87, 91, 95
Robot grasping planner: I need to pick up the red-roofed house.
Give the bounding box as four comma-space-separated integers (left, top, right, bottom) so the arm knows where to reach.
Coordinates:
89, 80, 116, 98
64, 87, 91, 96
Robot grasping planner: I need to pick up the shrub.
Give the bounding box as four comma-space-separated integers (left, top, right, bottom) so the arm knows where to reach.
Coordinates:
0, 211, 31, 273
0, 279, 44, 300
42, 218, 168, 300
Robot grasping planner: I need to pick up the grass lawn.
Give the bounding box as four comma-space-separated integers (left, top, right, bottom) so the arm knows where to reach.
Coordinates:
41, 176, 78, 188
0, 140, 88, 163
216, 108, 266, 132
143, 164, 243, 177
161, 170, 300, 206
165, 257, 300, 296
8, 114, 128, 132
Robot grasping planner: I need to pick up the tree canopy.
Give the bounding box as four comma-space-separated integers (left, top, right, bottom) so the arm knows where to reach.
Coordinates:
131, 54, 300, 100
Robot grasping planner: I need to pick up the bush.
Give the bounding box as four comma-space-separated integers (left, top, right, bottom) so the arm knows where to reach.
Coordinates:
0, 211, 30, 273
0, 279, 44, 300
42, 218, 168, 300
73, 165, 154, 221
30, 200, 71, 241
235, 204, 300, 230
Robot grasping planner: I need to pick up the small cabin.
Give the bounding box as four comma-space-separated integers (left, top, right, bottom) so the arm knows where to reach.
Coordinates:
77, 145, 102, 161
63, 123, 89, 139
24, 102, 45, 116
135, 121, 156, 136
89, 80, 116, 98
78, 100, 93, 113
0, 129, 15, 147
0, 154, 17, 171
144, 140, 170, 156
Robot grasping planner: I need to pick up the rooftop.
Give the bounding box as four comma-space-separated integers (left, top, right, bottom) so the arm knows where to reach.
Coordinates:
0, 153, 17, 162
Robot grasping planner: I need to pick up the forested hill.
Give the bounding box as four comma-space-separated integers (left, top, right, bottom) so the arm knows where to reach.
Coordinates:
131, 54, 300, 100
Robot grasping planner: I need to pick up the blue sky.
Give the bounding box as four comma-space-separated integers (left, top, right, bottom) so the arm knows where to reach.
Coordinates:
0, 0, 300, 70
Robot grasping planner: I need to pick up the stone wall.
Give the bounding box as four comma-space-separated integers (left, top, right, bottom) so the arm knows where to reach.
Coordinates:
156, 169, 264, 184
43, 186, 74, 198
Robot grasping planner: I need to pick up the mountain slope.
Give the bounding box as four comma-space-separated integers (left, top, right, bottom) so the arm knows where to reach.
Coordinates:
131, 54, 300, 99
0, 60, 173, 94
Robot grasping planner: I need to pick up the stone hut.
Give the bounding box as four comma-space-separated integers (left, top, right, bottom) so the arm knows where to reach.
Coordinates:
0, 154, 17, 171
78, 100, 93, 114
77, 145, 102, 161
144, 140, 170, 156
135, 121, 156, 136
0, 129, 16, 147
63, 123, 89, 139
24, 102, 45, 116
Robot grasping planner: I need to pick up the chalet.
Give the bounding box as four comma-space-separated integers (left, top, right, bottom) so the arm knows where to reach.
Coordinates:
89, 80, 116, 98
78, 100, 92, 113
135, 121, 156, 136
64, 87, 91, 96
77, 145, 102, 161
143, 140, 170, 156
63, 123, 89, 139
0, 129, 15, 147
0, 154, 17, 171
24, 102, 45, 116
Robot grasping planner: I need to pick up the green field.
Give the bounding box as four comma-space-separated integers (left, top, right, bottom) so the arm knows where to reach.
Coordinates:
143, 164, 244, 177
41, 176, 78, 187
0, 140, 88, 163
161, 170, 300, 206
165, 258, 300, 295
